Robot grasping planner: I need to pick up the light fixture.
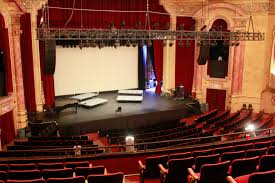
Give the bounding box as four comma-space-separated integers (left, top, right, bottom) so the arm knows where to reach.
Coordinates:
245, 124, 255, 131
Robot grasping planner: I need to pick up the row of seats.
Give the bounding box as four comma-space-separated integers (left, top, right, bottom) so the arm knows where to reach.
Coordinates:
138, 140, 275, 182
194, 108, 218, 124
28, 136, 89, 141
141, 153, 275, 183
203, 109, 230, 129
0, 161, 123, 183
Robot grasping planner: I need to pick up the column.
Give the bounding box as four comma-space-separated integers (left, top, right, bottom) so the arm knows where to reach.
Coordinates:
162, 16, 176, 93
30, 11, 44, 112
11, 14, 28, 128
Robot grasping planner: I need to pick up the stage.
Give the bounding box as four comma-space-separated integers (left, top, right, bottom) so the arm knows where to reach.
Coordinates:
42, 91, 200, 136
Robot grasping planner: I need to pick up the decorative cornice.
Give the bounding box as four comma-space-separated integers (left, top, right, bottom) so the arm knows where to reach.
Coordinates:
0, 96, 16, 116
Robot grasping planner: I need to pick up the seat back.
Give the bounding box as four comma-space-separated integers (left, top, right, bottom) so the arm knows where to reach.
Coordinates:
87, 172, 123, 183
166, 157, 195, 183
0, 164, 8, 172
258, 155, 275, 172
144, 155, 168, 178
231, 156, 258, 178
245, 147, 267, 158
191, 149, 213, 158
200, 161, 230, 183
234, 143, 253, 151
37, 163, 64, 171
168, 152, 191, 160
8, 163, 36, 171
7, 179, 46, 183
194, 154, 220, 172
253, 141, 271, 149
65, 161, 89, 170
267, 146, 275, 154
220, 151, 245, 162
75, 166, 105, 179
248, 170, 275, 183
213, 146, 234, 155
41, 168, 73, 180
0, 171, 7, 182
7, 170, 42, 180
47, 176, 85, 183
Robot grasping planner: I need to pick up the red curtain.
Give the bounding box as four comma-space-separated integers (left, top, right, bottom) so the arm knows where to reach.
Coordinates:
153, 40, 163, 94
0, 14, 12, 93
46, 0, 169, 30
0, 111, 15, 145
20, 13, 36, 112
39, 40, 55, 108
175, 17, 196, 97
206, 89, 226, 110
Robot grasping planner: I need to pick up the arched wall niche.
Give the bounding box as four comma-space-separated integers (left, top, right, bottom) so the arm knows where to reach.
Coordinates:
192, 2, 248, 112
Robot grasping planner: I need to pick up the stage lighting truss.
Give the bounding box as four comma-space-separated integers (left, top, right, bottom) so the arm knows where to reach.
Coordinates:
36, 27, 265, 47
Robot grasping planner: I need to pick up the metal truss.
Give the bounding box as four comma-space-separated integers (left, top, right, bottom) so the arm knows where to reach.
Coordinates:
36, 28, 265, 42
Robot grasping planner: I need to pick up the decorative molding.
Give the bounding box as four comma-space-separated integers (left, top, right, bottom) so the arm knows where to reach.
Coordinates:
0, 96, 16, 116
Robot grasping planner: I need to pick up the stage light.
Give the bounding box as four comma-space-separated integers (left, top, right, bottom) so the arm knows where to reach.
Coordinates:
125, 136, 135, 152
126, 40, 131, 47
245, 124, 255, 131
169, 41, 174, 47
162, 40, 167, 47
114, 39, 120, 47
132, 41, 137, 47
178, 40, 183, 47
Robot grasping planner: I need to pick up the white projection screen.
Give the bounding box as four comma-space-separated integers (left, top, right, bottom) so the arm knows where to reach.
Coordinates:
54, 46, 138, 96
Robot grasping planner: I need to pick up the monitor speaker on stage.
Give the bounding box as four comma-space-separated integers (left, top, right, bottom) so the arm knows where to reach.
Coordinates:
44, 40, 56, 74
197, 43, 210, 65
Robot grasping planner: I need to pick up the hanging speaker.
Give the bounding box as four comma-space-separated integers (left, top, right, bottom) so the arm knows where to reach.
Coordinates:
44, 40, 56, 74
197, 43, 210, 65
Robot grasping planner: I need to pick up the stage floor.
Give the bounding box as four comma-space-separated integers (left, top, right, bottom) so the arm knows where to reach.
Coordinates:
52, 90, 199, 135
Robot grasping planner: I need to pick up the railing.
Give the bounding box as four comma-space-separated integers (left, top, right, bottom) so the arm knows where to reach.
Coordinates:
2, 127, 275, 158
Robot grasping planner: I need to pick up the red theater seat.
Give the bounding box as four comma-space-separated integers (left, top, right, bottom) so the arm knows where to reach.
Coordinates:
245, 147, 267, 158
87, 172, 124, 183
75, 166, 105, 179
188, 161, 230, 183
253, 141, 271, 149
230, 156, 258, 178
159, 157, 195, 183
9, 163, 36, 171
258, 154, 275, 172
138, 155, 168, 181
213, 146, 234, 155
227, 170, 275, 183
168, 151, 191, 160
0, 171, 7, 182
7, 170, 42, 180
65, 161, 89, 170
37, 163, 64, 171
0, 164, 8, 172
267, 146, 275, 154
47, 176, 85, 183
193, 154, 220, 172
7, 179, 46, 183
220, 151, 245, 162
191, 149, 213, 158
41, 168, 73, 180
234, 143, 253, 151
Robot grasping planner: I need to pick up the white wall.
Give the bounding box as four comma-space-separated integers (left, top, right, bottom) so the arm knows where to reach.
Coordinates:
54, 46, 138, 96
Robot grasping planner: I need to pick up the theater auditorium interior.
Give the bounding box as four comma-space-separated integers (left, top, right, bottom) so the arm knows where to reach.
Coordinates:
0, 0, 275, 182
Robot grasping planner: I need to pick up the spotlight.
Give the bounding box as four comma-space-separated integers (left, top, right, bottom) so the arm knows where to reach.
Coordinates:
178, 40, 183, 47
114, 39, 120, 47
169, 41, 174, 47
162, 40, 167, 47
186, 41, 190, 48
139, 40, 145, 47
132, 41, 137, 47
126, 40, 131, 47
245, 124, 255, 131
147, 40, 152, 47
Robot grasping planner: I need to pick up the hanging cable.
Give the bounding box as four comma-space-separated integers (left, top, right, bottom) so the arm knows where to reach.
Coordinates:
64, 0, 76, 28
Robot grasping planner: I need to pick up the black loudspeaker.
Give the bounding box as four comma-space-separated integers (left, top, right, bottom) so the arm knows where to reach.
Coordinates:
44, 40, 56, 74
197, 43, 210, 65
0, 51, 6, 96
